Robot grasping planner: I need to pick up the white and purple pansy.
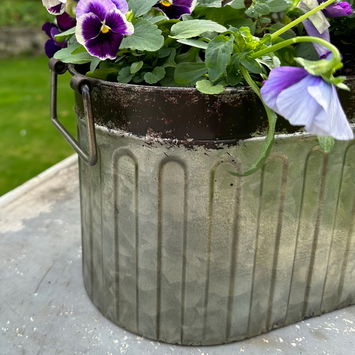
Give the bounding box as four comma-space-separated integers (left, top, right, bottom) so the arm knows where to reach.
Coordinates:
154, 0, 197, 19
261, 67, 354, 140
42, 0, 67, 15
75, 0, 134, 60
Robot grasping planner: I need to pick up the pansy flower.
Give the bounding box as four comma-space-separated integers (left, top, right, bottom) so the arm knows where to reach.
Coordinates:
42, 13, 76, 58
75, 0, 134, 60
154, 0, 196, 19
43, 22, 66, 58
322, 0, 352, 17
261, 67, 354, 140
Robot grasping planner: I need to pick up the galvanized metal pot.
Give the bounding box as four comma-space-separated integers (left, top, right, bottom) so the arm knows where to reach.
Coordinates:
49, 59, 355, 346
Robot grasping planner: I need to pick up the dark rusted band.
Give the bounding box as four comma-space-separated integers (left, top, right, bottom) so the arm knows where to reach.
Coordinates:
68, 65, 355, 145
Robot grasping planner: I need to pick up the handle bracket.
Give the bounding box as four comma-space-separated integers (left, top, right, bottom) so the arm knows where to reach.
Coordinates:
49, 59, 97, 166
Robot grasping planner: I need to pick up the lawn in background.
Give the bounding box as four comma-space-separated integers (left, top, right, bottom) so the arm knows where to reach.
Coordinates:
0, 56, 76, 196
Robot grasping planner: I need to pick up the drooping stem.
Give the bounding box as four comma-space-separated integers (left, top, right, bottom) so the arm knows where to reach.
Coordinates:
229, 67, 277, 177
252, 36, 343, 71
269, 0, 337, 40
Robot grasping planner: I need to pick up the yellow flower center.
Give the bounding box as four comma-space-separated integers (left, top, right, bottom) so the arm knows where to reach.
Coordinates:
101, 23, 111, 34
160, 0, 172, 7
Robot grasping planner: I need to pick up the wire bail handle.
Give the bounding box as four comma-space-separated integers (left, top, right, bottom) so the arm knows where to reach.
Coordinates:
49, 58, 97, 166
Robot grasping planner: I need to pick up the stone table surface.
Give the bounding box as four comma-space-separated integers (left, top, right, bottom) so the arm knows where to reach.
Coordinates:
1, 155, 355, 355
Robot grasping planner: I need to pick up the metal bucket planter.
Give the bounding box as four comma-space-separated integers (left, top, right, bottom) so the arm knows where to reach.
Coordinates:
49, 59, 355, 346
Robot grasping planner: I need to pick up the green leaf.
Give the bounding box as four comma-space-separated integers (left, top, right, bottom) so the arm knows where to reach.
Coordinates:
54, 43, 93, 64
197, 0, 222, 7
295, 57, 332, 76
170, 20, 227, 39
245, 0, 292, 18
230, 0, 245, 9
193, 5, 250, 28
318, 136, 335, 153
117, 66, 133, 83
177, 39, 209, 49
268, 0, 292, 12
205, 35, 234, 82
234, 26, 260, 52
144, 66, 166, 84
174, 62, 207, 85
176, 47, 200, 63
54, 27, 76, 42
90, 58, 101, 72
121, 18, 164, 52
196, 79, 225, 94
245, 2, 270, 18
128, 0, 157, 16
130, 61, 144, 74
240, 56, 264, 74
86, 68, 118, 81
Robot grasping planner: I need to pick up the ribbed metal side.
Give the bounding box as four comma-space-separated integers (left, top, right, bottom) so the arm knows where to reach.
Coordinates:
78, 122, 355, 345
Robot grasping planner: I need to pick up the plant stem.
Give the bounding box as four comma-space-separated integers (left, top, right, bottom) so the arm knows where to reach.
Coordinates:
252, 36, 343, 70
269, 0, 337, 40
230, 67, 277, 177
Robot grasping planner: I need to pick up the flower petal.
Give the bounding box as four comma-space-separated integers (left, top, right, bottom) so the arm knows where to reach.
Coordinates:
42, 0, 67, 15
57, 12, 76, 31
76, 13, 101, 45
85, 32, 123, 60
50, 26, 61, 38
275, 75, 324, 127
49, 4, 65, 15
155, 0, 196, 19
173, 0, 196, 7
303, 19, 331, 58
323, 1, 353, 17
44, 39, 62, 58
110, 0, 129, 13
307, 83, 354, 140
42, 22, 58, 38
76, 0, 118, 19
105, 9, 134, 36
260, 67, 308, 110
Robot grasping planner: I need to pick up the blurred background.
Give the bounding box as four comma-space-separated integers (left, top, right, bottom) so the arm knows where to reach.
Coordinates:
0, 0, 76, 196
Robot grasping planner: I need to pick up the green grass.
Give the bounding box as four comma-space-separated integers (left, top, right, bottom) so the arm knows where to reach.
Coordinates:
0, 56, 76, 196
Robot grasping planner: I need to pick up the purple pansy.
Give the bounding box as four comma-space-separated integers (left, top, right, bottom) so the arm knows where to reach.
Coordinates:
322, 1, 353, 17
42, 22, 66, 58
154, 0, 196, 19
42, 12, 76, 58
261, 67, 354, 140
75, 0, 134, 60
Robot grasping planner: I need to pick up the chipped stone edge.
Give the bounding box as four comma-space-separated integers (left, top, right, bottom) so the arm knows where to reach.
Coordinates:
0, 154, 78, 209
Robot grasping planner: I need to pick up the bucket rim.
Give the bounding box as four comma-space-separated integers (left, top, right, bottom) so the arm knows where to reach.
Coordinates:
68, 64, 355, 94
67, 64, 245, 94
